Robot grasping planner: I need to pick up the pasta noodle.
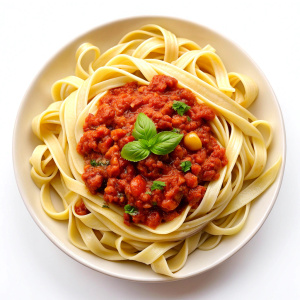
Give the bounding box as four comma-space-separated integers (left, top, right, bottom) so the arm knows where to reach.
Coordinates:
29, 24, 282, 277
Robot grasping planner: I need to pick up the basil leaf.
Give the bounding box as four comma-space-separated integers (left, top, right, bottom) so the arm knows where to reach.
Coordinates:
172, 101, 191, 116
121, 113, 183, 162
149, 131, 183, 155
132, 113, 157, 141
121, 141, 150, 162
151, 181, 166, 191
139, 139, 150, 149
124, 204, 138, 216
180, 161, 192, 172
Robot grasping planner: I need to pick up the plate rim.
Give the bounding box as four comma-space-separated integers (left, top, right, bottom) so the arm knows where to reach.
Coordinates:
12, 15, 286, 282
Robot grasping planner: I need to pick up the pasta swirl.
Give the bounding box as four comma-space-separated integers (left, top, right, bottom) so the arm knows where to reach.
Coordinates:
29, 24, 281, 277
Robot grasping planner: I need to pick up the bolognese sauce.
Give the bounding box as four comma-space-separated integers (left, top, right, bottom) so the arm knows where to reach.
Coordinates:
76, 75, 227, 228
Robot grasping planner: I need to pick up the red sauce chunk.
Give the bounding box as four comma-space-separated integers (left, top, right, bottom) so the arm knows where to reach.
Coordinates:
74, 199, 90, 215
76, 75, 227, 228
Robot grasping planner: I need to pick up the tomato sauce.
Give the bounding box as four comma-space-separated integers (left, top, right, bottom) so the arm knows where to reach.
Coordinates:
74, 199, 90, 215
76, 75, 227, 228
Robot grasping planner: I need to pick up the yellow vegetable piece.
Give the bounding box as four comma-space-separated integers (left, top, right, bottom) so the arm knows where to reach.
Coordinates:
184, 132, 202, 151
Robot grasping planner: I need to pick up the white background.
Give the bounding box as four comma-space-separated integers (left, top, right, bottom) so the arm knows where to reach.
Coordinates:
1, 0, 300, 299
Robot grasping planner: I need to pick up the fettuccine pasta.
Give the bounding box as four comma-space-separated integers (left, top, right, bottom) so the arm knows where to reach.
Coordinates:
30, 24, 281, 277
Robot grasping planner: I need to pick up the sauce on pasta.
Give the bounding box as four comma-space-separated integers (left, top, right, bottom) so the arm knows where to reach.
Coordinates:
29, 24, 281, 277
76, 75, 227, 228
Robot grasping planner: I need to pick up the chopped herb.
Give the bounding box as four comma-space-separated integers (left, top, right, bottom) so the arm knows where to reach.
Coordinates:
90, 159, 110, 167
90, 159, 99, 167
187, 116, 191, 122
102, 204, 109, 208
152, 201, 157, 206
172, 128, 181, 134
151, 181, 166, 191
180, 161, 192, 172
172, 101, 191, 116
145, 191, 152, 195
124, 204, 138, 216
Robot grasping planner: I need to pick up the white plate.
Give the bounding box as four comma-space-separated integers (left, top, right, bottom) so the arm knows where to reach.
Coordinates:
13, 16, 286, 282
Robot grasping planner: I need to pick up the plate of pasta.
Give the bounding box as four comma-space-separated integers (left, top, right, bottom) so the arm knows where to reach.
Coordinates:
13, 16, 285, 281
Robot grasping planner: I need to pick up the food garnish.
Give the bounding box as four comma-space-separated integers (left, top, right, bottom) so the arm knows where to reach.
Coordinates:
121, 113, 183, 161
150, 181, 166, 191
172, 101, 191, 116
180, 161, 192, 172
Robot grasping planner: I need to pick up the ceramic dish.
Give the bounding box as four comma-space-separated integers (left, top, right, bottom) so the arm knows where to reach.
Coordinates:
13, 16, 285, 281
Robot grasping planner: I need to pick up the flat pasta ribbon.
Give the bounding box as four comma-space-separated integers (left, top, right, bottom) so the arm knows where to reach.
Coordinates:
29, 24, 281, 278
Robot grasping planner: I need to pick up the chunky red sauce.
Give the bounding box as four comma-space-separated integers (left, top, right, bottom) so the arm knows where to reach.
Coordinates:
74, 199, 90, 215
76, 75, 227, 228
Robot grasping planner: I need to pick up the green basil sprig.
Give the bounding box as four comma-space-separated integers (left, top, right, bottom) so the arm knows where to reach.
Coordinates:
121, 113, 183, 162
